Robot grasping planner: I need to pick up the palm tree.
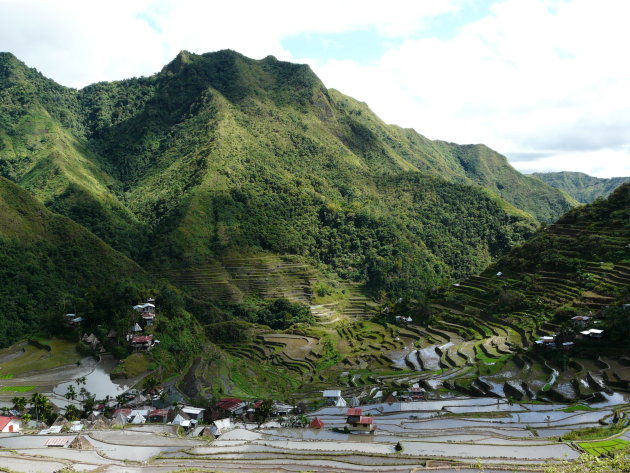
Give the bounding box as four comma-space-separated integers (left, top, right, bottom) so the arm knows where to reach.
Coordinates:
11, 396, 27, 414
115, 394, 126, 409
65, 404, 80, 421
30, 392, 50, 423
64, 385, 76, 401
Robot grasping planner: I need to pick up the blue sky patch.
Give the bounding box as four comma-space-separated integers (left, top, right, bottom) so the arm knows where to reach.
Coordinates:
282, 1, 496, 63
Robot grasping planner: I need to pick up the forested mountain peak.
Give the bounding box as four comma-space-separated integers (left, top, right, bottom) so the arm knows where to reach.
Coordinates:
0, 50, 578, 345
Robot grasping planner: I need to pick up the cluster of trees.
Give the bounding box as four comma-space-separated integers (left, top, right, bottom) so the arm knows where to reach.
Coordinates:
7, 377, 95, 425
205, 298, 314, 344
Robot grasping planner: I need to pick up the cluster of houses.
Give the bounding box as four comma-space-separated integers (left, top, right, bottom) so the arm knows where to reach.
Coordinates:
322, 386, 425, 407
534, 335, 574, 350
111, 405, 205, 429
213, 398, 294, 418
126, 298, 159, 351
534, 313, 606, 350
309, 407, 376, 433
61, 297, 160, 353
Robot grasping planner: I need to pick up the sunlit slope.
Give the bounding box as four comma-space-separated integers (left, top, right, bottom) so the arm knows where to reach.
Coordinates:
0, 52, 148, 257
0, 50, 576, 302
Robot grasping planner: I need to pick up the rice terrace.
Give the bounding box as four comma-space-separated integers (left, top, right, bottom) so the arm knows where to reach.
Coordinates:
0, 12, 630, 472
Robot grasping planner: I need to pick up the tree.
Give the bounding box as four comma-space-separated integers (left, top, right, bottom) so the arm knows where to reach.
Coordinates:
65, 404, 80, 421
30, 393, 52, 423
143, 375, 159, 393
64, 385, 76, 401
11, 396, 27, 414
253, 399, 273, 429
115, 394, 126, 408
82, 395, 96, 415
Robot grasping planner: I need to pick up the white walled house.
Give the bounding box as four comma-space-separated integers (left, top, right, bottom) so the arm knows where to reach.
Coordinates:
0, 416, 20, 433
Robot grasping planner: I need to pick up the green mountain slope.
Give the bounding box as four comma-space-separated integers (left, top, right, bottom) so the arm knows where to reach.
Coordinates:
184, 185, 629, 399
433, 182, 630, 346
0, 52, 149, 258
327, 90, 578, 222
414, 183, 630, 400
0, 177, 145, 347
532, 171, 630, 204
0, 50, 574, 306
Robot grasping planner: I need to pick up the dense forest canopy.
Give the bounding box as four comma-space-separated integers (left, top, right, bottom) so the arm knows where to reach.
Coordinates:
0, 50, 580, 347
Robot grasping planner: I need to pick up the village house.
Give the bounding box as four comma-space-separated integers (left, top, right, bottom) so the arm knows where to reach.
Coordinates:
271, 402, 293, 416
182, 406, 206, 424
309, 417, 325, 429
534, 335, 557, 349
142, 312, 155, 326
345, 408, 376, 433
148, 409, 169, 423
203, 418, 232, 438
171, 411, 192, 429
408, 386, 425, 400
571, 315, 591, 327
323, 389, 345, 406
215, 398, 248, 417
133, 302, 156, 314
130, 334, 155, 351
65, 313, 83, 326
129, 408, 150, 424
581, 328, 604, 339
0, 416, 20, 433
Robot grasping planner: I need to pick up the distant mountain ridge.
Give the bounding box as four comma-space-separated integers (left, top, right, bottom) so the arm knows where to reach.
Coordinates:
531, 171, 630, 204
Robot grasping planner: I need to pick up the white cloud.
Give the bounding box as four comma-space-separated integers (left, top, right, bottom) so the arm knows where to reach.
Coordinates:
0, 0, 461, 87
510, 148, 630, 178
1, 0, 628, 177
307, 0, 630, 177
0, 0, 164, 87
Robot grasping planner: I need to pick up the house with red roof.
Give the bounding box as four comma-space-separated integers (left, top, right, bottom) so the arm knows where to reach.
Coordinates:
148, 409, 169, 423
345, 408, 375, 433
131, 334, 154, 351
215, 398, 247, 416
309, 417, 325, 429
0, 416, 20, 433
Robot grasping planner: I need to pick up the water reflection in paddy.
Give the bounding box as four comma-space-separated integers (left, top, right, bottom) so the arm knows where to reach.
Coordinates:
52, 356, 130, 400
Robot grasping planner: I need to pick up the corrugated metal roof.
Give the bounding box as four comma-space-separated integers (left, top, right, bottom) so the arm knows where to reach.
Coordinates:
45, 437, 72, 446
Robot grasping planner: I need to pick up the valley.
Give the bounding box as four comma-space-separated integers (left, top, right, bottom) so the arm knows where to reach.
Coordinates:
0, 50, 629, 471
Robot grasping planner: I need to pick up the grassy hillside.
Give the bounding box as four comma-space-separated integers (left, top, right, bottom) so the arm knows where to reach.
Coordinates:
0, 50, 580, 334
327, 90, 577, 222
411, 183, 630, 398
532, 171, 630, 204
0, 52, 149, 258
0, 177, 145, 347
0, 50, 557, 301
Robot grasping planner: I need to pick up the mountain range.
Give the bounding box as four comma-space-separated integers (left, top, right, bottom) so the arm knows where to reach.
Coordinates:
0, 49, 620, 349
532, 171, 630, 204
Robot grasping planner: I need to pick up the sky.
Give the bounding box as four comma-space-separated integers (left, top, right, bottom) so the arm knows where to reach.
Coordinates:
1, 0, 629, 177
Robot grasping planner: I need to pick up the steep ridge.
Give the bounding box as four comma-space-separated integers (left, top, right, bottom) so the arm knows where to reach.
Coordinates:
532, 171, 630, 203
0, 52, 148, 258
0, 177, 145, 347
0, 50, 574, 304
